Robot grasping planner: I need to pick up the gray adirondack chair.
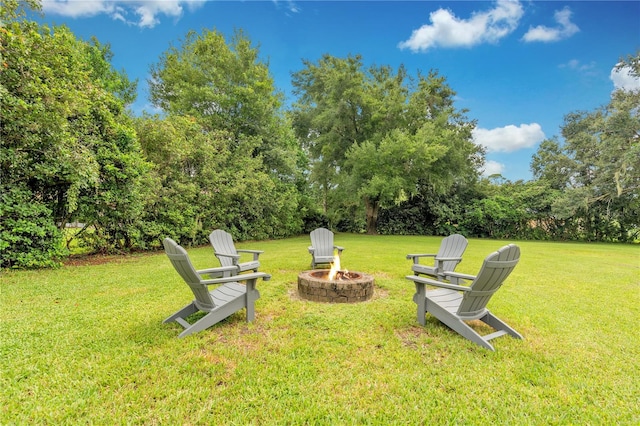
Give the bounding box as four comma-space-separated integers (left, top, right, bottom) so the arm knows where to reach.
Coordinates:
209, 229, 263, 276
406, 244, 523, 350
163, 238, 270, 338
308, 227, 344, 269
406, 234, 468, 281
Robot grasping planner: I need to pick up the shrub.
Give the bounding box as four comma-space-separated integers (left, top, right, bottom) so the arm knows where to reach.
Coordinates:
0, 186, 68, 268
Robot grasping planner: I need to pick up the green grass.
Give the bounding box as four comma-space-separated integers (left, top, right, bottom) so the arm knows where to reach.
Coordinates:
2, 235, 639, 424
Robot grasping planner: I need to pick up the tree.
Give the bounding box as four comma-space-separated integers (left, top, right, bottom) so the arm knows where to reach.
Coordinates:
531, 51, 640, 241
147, 29, 302, 240
290, 55, 482, 234
1, 13, 148, 264
0, 0, 41, 22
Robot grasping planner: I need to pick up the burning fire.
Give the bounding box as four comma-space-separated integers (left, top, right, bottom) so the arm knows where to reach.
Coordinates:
328, 253, 347, 281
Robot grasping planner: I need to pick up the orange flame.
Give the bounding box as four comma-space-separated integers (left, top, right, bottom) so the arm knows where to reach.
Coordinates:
328, 253, 341, 281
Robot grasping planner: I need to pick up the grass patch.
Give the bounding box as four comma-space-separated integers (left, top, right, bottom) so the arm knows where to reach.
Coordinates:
2, 235, 639, 423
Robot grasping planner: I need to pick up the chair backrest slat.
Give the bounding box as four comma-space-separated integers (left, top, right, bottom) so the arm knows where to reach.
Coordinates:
436, 234, 468, 272
209, 230, 238, 268
310, 228, 335, 257
458, 244, 520, 317
163, 238, 215, 310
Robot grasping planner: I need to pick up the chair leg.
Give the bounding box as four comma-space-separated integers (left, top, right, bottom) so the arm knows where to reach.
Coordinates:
426, 301, 496, 350
441, 315, 496, 351
481, 312, 523, 340
177, 298, 246, 338
413, 283, 427, 326
164, 302, 197, 324
244, 278, 261, 322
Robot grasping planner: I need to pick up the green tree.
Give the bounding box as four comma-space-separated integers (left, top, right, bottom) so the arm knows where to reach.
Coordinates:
377, 181, 481, 236
531, 52, 640, 241
0, 0, 41, 22
147, 30, 303, 240
291, 55, 482, 234
1, 14, 148, 263
135, 114, 236, 245
149, 29, 296, 176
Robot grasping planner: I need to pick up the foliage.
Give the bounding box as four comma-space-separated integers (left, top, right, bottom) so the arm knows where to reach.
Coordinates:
74, 121, 151, 253
1, 13, 148, 260
0, 186, 67, 268
1, 6, 637, 269
461, 195, 526, 239
290, 55, 482, 234
148, 28, 297, 177
0, 0, 41, 22
82, 35, 137, 105
531, 51, 640, 242
136, 115, 301, 245
2, 236, 639, 423
378, 181, 481, 236
146, 29, 303, 242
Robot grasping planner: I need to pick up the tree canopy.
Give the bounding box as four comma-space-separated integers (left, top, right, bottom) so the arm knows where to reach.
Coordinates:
1, 12, 147, 266
1, 1, 637, 269
531, 51, 640, 241
144, 28, 303, 242
290, 54, 482, 233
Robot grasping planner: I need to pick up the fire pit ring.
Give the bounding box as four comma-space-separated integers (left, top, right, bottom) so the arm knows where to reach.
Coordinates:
297, 270, 374, 303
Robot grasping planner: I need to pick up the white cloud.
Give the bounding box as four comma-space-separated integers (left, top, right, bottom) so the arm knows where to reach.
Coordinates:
42, 0, 205, 28
560, 59, 596, 72
522, 7, 579, 43
558, 59, 598, 78
472, 123, 545, 153
482, 160, 505, 177
43, 0, 116, 18
398, 0, 524, 52
273, 0, 300, 14
610, 65, 640, 92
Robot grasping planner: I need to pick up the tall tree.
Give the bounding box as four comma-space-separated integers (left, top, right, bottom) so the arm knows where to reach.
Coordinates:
147, 29, 302, 240
291, 55, 482, 234
1, 14, 147, 264
531, 52, 640, 241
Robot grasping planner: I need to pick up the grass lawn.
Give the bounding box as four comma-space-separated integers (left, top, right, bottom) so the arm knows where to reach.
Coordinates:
2, 235, 639, 424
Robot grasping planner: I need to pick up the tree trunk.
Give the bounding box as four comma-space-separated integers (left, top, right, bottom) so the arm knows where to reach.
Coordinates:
365, 198, 379, 235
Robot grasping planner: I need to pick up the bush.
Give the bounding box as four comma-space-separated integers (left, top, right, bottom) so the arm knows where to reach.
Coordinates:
0, 186, 68, 268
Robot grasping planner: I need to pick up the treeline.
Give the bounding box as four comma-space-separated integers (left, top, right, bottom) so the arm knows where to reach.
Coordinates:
1, 3, 638, 268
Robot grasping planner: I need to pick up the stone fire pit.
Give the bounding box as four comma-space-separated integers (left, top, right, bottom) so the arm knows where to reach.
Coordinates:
297, 270, 374, 303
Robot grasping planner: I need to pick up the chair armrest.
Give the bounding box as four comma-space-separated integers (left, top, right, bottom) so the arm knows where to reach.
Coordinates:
405, 275, 471, 292
215, 252, 241, 261
334, 245, 344, 253
237, 249, 264, 261
308, 247, 315, 254
201, 272, 271, 286
444, 271, 476, 281
406, 253, 436, 260
197, 265, 239, 278
434, 256, 463, 261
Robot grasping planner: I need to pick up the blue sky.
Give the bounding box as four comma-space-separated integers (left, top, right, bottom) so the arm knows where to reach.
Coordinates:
37, 0, 640, 181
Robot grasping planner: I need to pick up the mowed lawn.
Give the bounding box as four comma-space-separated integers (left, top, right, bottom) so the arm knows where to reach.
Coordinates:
2, 235, 638, 424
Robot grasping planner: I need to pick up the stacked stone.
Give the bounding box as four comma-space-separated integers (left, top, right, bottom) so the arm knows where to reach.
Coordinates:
297, 270, 374, 303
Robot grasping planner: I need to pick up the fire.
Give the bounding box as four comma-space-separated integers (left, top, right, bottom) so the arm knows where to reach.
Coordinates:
328, 252, 347, 281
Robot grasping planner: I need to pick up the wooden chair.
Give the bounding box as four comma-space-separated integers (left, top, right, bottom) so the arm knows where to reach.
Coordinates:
163, 238, 270, 338
406, 244, 523, 351
209, 229, 263, 276
308, 227, 344, 269
406, 234, 468, 281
